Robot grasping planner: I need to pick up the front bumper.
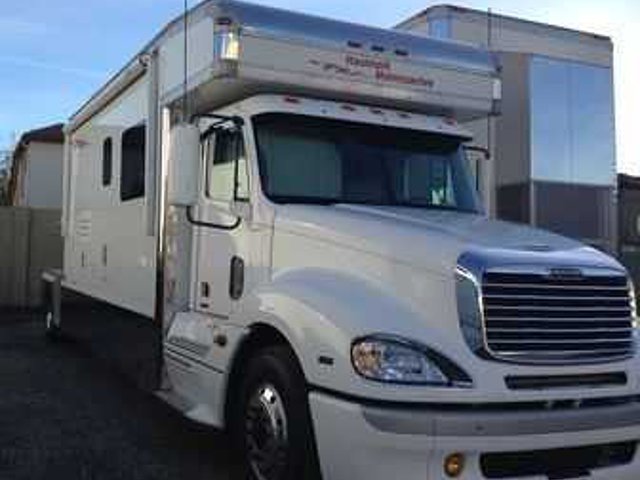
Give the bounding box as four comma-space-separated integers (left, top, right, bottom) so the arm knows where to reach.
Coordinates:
309, 391, 640, 480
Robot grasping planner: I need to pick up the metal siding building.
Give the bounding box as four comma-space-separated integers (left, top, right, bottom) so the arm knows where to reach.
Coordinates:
9, 124, 65, 209
397, 6, 617, 252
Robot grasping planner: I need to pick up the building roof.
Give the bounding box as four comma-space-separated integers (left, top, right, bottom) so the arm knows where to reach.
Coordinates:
18, 123, 64, 145
397, 4, 611, 44
7, 123, 64, 205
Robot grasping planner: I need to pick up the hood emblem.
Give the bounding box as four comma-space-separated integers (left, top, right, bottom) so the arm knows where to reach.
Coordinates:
522, 244, 552, 252
548, 267, 584, 281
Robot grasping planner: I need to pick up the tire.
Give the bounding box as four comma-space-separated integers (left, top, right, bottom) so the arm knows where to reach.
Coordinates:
232, 346, 321, 480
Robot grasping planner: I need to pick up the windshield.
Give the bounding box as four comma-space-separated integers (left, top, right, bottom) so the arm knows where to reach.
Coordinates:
253, 113, 482, 213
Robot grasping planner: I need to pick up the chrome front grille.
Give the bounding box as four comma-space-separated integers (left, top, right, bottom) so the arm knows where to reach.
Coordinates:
481, 270, 636, 364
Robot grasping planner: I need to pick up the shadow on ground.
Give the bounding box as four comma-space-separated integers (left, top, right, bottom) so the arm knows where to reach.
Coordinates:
0, 310, 235, 480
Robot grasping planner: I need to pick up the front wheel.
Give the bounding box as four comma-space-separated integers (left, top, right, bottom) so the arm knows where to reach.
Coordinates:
233, 346, 321, 480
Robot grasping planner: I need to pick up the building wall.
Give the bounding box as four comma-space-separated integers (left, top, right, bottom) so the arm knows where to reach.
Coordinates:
20, 141, 64, 209
404, 6, 612, 67
493, 53, 531, 224
396, 6, 617, 251
617, 175, 640, 294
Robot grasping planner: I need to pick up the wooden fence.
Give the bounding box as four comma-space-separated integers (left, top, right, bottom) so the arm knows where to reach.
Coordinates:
0, 208, 62, 308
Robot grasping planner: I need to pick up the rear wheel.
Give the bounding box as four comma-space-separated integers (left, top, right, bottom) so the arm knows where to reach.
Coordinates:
233, 346, 321, 480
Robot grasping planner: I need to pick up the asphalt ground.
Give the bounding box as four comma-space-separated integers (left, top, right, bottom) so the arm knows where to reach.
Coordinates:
0, 309, 234, 480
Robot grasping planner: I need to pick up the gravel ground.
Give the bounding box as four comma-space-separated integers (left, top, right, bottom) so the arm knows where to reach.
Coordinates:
0, 310, 234, 480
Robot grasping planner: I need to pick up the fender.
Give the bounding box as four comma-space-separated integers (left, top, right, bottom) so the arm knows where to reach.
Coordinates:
233, 267, 462, 400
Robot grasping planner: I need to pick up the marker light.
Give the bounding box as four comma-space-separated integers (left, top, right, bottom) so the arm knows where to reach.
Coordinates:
214, 27, 240, 61
444, 453, 465, 478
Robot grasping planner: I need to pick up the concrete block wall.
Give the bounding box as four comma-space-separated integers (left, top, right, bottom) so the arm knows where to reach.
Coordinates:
0, 207, 62, 308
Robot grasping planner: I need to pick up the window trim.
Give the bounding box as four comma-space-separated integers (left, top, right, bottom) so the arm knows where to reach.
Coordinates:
119, 123, 146, 202
251, 112, 481, 213
102, 137, 113, 187
204, 126, 249, 203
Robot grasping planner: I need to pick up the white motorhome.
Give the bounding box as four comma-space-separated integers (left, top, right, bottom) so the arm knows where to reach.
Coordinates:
46, 1, 640, 479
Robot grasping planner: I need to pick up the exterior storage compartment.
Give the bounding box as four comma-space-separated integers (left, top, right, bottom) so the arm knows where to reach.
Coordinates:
158, 1, 501, 120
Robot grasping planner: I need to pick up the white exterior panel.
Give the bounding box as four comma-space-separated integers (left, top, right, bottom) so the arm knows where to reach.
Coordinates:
17, 142, 64, 209
64, 75, 155, 316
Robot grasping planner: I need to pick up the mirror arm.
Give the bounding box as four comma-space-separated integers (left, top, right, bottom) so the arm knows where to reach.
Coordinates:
464, 145, 491, 160
185, 205, 242, 231
192, 113, 245, 141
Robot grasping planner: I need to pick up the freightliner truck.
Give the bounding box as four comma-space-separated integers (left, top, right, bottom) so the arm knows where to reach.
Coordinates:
44, 1, 640, 478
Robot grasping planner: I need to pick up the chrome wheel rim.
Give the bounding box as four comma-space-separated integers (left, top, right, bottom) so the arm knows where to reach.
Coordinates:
245, 383, 288, 480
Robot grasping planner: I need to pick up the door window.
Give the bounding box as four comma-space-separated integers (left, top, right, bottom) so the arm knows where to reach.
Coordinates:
206, 129, 248, 201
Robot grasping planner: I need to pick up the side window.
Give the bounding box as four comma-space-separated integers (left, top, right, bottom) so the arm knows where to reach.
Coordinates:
102, 137, 113, 187
207, 129, 248, 201
120, 124, 145, 201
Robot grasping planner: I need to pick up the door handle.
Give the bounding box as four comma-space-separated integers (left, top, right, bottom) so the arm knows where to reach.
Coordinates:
229, 256, 244, 300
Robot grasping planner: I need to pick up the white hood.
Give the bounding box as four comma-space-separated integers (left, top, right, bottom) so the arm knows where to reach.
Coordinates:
274, 204, 621, 276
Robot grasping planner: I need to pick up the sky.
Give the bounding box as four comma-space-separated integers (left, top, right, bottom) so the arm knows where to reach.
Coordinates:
0, 0, 638, 174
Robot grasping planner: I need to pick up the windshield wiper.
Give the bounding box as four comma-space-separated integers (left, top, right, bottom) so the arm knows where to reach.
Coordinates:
270, 195, 340, 206
267, 196, 479, 213
393, 202, 479, 214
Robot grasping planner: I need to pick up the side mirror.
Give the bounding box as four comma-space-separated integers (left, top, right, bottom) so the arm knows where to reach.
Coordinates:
168, 123, 200, 207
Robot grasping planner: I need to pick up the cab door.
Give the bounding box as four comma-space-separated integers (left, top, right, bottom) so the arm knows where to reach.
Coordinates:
193, 126, 249, 319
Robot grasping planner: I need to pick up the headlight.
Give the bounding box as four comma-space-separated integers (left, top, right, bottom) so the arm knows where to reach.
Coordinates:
456, 267, 485, 354
351, 335, 472, 387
